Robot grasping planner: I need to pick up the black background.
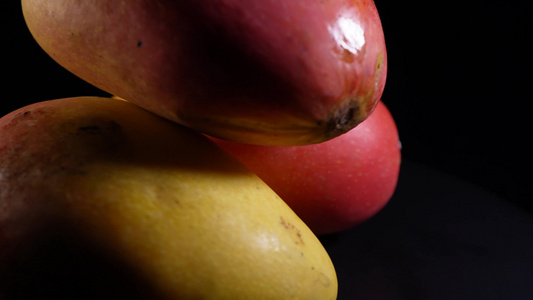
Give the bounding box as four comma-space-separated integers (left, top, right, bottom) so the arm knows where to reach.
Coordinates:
374, 0, 532, 213
4, 1, 531, 213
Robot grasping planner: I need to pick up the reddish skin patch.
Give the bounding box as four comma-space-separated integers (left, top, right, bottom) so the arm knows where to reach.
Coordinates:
211, 101, 401, 235
22, 0, 387, 145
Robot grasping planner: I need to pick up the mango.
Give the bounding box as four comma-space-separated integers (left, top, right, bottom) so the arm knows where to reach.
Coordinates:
0, 97, 337, 299
21, 0, 387, 145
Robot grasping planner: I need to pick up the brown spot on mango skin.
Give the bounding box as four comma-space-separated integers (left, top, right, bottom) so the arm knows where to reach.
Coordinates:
66, 119, 125, 155
76, 120, 122, 134
2, 109, 46, 130
280, 216, 304, 245
316, 272, 332, 287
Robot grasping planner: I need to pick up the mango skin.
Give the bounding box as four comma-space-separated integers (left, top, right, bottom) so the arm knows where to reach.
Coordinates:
211, 101, 401, 235
0, 97, 337, 299
21, 0, 387, 146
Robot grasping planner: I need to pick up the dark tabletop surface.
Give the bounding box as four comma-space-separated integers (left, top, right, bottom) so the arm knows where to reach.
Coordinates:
321, 160, 533, 300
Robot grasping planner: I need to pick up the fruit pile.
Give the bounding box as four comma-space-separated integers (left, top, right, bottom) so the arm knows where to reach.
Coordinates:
1, 0, 400, 299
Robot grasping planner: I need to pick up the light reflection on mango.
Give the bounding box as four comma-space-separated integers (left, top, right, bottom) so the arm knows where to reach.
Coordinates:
329, 11, 366, 59
256, 232, 282, 252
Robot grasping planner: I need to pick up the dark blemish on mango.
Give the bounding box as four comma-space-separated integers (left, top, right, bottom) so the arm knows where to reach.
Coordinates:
326, 100, 361, 139
316, 272, 332, 287
78, 125, 102, 133
77, 120, 122, 134
137, 41, 143, 47
280, 216, 304, 245
341, 48, 355, 63
376, 51, 384, 72
45, 165, 88, 179
74, 120, 124, 150
3, 109, 45, 130
67, 118, 126, 153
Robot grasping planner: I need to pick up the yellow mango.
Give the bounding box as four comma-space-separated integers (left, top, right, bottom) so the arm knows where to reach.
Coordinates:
0, 97, 337, 299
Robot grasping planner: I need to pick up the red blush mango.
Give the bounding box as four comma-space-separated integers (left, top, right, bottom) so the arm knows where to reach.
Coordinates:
211, 101, 401, 235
